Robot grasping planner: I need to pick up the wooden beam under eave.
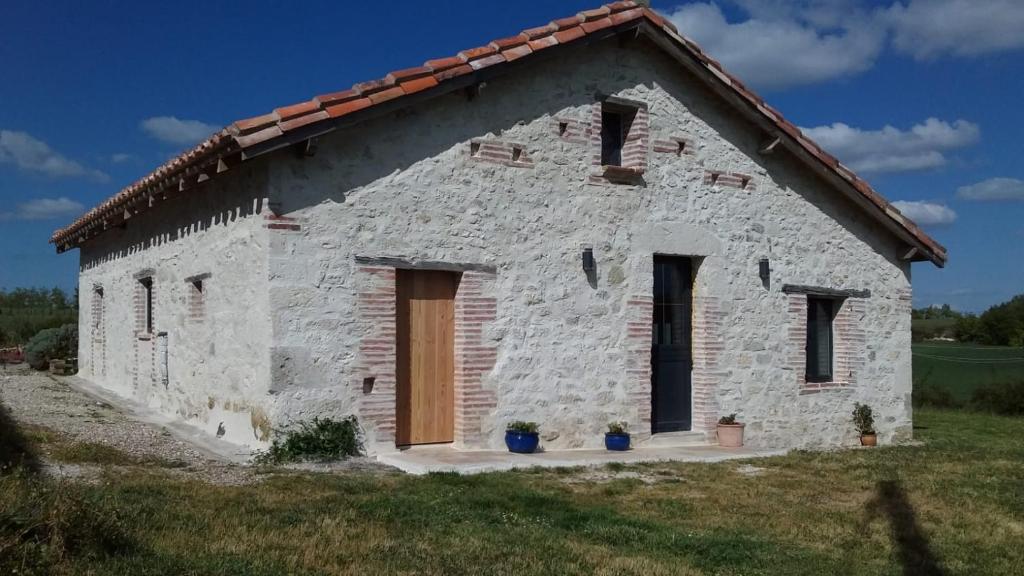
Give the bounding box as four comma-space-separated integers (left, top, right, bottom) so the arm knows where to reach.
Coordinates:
759, 137, 781, 155
902, 247, 919, 261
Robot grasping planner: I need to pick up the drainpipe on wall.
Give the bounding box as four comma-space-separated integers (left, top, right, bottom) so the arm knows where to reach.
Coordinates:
157, 331, 169, 389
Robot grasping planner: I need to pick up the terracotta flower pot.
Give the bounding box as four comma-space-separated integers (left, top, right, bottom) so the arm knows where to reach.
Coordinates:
860, 433, 877, 447
717, 423, 745, 448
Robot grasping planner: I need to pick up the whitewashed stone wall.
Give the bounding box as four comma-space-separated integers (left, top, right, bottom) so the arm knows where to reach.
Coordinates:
262, 37, 914, 454
74, 35, 915, 455
76, 164, 275, 448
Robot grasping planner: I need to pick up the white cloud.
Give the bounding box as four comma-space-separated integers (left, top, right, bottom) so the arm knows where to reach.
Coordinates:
0, 197, 85, 221
0, 130, 108, 181
110, 153, 133, 163
956, 177, 1024, 201
799, 118, 980, 174
140, 116, 219, 145
892, 200, 957, 226
666, 2, 883, 90
882, 0, 1024, 59
663, 1, 1024, 90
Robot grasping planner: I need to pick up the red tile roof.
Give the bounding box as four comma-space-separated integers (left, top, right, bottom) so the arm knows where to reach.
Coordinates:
51, 2, 946, 267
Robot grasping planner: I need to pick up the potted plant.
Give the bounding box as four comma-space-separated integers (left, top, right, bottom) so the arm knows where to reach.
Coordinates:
852, 403, 877, 446
505, 421, 540, 454
605, 421, 630, 451
717, 414, 745, 448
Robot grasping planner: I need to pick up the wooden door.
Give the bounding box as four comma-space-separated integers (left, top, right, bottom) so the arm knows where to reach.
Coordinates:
651, 256, 693, 433
396, 269, 459, 445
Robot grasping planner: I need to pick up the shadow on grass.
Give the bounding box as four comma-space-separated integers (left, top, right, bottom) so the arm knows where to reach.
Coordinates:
868, 479, 944, 576
0, 400, 40, 474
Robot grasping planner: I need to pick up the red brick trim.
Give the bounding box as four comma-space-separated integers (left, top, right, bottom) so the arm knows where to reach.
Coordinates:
355, 266, 397, 444
625, 294, 653, 439
469, 139, 534, 168
789, 294, 866, 395
453, 271, 498, 448
552, 117, 590, 144
704, 170, 755, 190
90, 286, 106, 377
691, 295, 725, 432
264, 214, 302, 232
653, 136, 696, 156
589, 100, 649, 184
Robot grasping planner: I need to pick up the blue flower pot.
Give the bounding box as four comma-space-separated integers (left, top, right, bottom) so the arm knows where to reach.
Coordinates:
605, 433, 631, 451
505, 431, 539, 454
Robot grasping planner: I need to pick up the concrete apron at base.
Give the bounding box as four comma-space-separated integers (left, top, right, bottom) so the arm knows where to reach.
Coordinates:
376, 444, 790, 475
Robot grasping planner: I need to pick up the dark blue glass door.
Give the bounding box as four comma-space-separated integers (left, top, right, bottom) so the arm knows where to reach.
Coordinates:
651, 256, 692, 433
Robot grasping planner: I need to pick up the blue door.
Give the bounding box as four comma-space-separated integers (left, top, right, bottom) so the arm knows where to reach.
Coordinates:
651, 256, 693, 433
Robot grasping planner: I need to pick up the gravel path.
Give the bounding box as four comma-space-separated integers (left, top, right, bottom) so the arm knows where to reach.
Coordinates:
0, 364, 393, 484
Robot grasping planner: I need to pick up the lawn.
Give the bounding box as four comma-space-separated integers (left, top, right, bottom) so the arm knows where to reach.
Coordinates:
4, 409, 1024, 575
913, 341, 1024, 400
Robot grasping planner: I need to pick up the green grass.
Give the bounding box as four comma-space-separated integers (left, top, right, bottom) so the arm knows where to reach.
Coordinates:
4, 409, 1024, 575
913, 341, 1024, 400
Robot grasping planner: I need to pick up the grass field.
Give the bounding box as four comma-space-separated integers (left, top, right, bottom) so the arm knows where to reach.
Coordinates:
912, 341, 1024, 401
4, 408, 1024, 575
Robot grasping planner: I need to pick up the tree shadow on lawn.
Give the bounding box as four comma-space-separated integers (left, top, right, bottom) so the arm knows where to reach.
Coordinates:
866, 479, 944, 576
0, 400, 40, 474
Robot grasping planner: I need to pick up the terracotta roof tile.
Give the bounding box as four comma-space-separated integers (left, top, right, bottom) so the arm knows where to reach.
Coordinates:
424, 56, 463, 72
554, 26, 586, 44
314, 89, 361, 107
51, 3, 946, 266
274, 101, 320, 121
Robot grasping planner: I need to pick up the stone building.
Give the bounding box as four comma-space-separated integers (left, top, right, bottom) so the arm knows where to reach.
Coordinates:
52, 3, 945, 455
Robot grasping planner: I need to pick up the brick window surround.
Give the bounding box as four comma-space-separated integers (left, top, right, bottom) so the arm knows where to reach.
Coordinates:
133, 269, 155, 338
90, 285, 106, 377
788, 293, 866, 394
590, 96, 649, 183
185, 272, 211, 324
355, 262, 498, 448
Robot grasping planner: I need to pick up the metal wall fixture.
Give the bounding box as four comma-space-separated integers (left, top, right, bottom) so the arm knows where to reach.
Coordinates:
759, 258, 771, 284
582, 247, 596, 273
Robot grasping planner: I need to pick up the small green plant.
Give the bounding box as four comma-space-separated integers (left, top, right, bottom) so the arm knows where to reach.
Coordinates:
254, 416, 362, 465
24, 324, 77, 371
506, 421, 539, 434
607, 421, 628, 435
852, 403, 875, 435
718, 413, 738, 425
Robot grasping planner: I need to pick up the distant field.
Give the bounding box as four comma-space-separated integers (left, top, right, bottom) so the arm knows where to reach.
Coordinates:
913, 342, 1024, 400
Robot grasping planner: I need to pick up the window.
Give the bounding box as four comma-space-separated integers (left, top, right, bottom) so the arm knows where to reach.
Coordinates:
92, 287, 103, 329
140, 277, 153, 334
806, 297, 834, 382
601, 110, 624, 166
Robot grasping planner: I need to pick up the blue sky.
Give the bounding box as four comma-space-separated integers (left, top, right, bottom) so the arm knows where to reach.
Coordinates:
1, 0, 1021, 312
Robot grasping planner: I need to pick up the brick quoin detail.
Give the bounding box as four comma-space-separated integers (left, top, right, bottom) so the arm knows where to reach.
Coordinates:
453, 271, 498, 448
90, 286, 106, 377
691, 296, 725, 432
653, 136, 697, 156
625, 294, 653, 439
188, 282, 205, 324
132, 277, 156, 390
787, 295, 808, 388
552, 117, 590, 145
264, 214, 302, 232
469, 139, 534, 168
355, 266, 397, 444
704, 170, 755, 190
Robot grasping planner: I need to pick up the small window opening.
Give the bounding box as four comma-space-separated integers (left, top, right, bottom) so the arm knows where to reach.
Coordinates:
676, 140, 687, 156
806, 297, 834, 382
601, 104, 637, 167
93, 287, 103, 329
558, 122, 569, 136
470, 142, 481, 157
192, 279, 203, 295
140, 277, 154, 334
511, 146, 523, 163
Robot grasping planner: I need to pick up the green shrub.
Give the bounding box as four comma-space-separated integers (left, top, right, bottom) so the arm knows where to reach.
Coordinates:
607, 421, 628, 435
24, 324, 77, 371
254, 416, 362, 465
506, 421, 539, 434
913, 382, 963, 410
971, 380, 1024, 416
852, 403, 875, 435
0, 471, 132, 574
718, 413, 738, 425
